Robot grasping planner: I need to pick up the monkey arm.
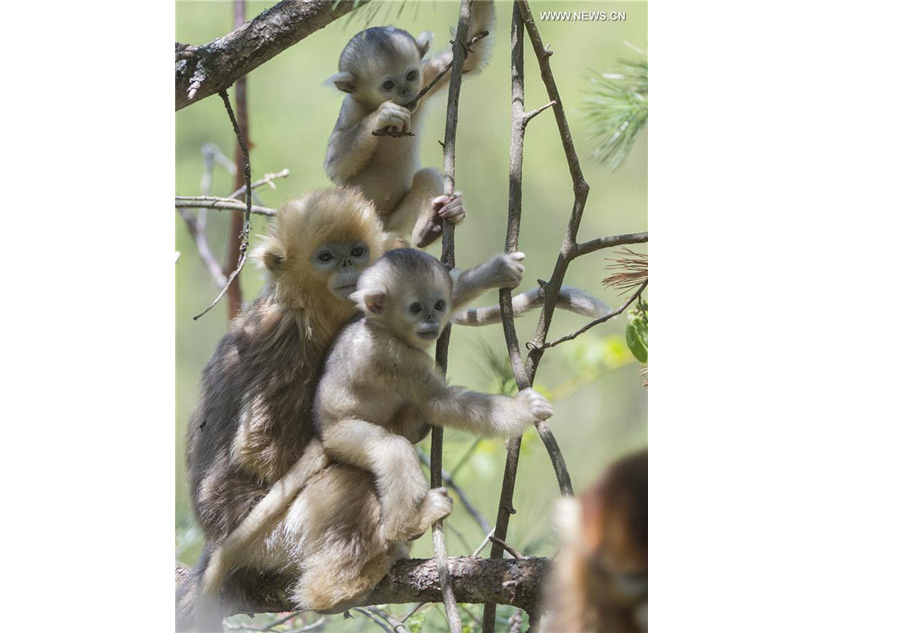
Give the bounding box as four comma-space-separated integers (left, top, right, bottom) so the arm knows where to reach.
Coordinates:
453, 286, 610, 326
420, 0, 497, 99
325, 100, 384, 182
385, 168, 443, 243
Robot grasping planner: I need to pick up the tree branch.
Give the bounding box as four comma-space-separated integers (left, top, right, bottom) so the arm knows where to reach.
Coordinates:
175, 197, 276, 217
175, 0, 370, 111
176, 557, 548, 618
571, 231, 648, 259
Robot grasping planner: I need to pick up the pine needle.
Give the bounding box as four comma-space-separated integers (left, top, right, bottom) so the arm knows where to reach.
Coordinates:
585, 51, 648, 170
603, 247, 648, 294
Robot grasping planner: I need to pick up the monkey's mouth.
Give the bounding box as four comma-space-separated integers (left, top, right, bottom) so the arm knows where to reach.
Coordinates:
333, 284, 358, 300
416, 326, 440, 341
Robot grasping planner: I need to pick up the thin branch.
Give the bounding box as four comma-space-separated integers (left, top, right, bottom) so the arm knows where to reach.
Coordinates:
522, 100, 556, 126
366, 606, 411, 633
175, 197, 276, 217
417, 448, 492, 535
407, 31, 490, 111
228, 168, 291, 199
352, 609, 394, 633
429, 3, 476, 632
193, 90, 253, 321
175, 0, 370, 110
178, 208, 228, 289
489, 536, 524, 560
535, 281, 647, 351
571, 231, 648, 259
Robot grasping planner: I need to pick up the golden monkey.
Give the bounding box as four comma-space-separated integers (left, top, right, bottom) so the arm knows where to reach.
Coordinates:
543, 449, 648, 633
315, 248, 554, 542
324, 0, 496, 247
179, 188, 608, 630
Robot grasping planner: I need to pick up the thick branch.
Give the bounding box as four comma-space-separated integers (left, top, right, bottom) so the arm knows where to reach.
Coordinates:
176, 557, 548, 617
175, 0, 370, 111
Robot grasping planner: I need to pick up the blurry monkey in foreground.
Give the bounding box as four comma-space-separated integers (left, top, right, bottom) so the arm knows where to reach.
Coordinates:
315, 249, 554, 542
543, 449, 648, 633
324, 0, 496, 247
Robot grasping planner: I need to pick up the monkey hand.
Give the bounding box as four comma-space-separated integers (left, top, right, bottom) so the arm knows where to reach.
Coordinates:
374, 101, 412, 136
431, 192, 466, 226
481, 251, 526, 289
509, 388, 554, 432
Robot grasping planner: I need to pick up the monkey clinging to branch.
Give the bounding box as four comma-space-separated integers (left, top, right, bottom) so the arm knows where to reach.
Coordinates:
324, 0, 496, 248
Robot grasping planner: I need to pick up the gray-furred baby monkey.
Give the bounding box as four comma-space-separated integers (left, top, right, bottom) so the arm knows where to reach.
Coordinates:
316, 248, 553, 542
324, 0, 496, 247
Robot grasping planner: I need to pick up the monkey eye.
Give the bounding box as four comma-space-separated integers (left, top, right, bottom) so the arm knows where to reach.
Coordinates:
410, 302, 423, 314
406, 70, 417, 81
316, 251, 334, 264
350, 245, 367, 258
434, 299, 445, 311
382, 80, 395, 91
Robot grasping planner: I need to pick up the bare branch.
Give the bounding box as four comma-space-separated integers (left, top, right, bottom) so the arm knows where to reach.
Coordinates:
193, 90, 253, 321
489, 536, 524, 560
175, 197, 276, 217
175, 0, 370, 110
522, 100, 556, 126
228, 169, 291, 200
429, 3, 476, 631
178, 208, 228, 289
417, 448, 491, 535
536, 281, 647, 351
571, 231, 648, 259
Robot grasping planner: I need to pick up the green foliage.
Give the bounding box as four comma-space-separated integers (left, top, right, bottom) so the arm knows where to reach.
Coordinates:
585, 50, 648, 170
626, 297, 648, 363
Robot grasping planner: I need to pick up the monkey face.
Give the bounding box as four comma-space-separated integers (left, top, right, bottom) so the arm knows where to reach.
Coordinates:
399, 285, 450, 346
375, 64, 423, 107
312, 240, 372, 301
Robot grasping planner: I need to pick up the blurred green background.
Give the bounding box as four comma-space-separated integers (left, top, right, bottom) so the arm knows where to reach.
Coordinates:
176, 1, 646, 628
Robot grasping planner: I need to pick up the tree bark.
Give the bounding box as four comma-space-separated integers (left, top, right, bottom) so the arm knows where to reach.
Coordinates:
176, 556, 548, 617
175, 0, 370, 111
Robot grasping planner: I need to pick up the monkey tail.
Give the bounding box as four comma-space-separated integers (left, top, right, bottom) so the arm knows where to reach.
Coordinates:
176, 548, 227, 633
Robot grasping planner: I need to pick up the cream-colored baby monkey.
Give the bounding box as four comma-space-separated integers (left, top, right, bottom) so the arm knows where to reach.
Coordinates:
315, 248, 553, 542
325, 0, 496, 247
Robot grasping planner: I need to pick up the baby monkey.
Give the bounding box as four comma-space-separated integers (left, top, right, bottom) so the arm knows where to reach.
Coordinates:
325, 0, 496, 247
315, 249, 553, 542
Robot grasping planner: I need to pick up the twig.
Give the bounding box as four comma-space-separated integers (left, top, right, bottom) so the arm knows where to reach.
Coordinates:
535, 281, 647, 351
193, 90, 253, 321
228, 168, 291, 199
473, 526, 496, 557
489, 536, 524, 560
449, 437, 482, 479
352, 608, 394, 633
178, 209, 228, 289
417, 448, 492, 535
174, 197, 276, 216
367, 606, 410, 633
522, 100, 556, 126
406, 30, 489, 111
571, 230, 648, 259
226, 4, 250, 322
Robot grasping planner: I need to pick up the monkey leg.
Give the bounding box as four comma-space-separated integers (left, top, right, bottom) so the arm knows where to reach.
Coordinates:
321, 419, 431, 542
382, 168, 443, 247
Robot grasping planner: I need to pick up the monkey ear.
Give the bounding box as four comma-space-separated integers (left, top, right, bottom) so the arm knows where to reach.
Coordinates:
415, 31, 433, 58
350, 285, 387, 315
258, 243, 286, 273
326, 71, 356, 94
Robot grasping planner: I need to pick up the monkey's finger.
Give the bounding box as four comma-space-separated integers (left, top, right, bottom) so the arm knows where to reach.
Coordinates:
509, 251, 526, 262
